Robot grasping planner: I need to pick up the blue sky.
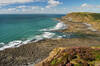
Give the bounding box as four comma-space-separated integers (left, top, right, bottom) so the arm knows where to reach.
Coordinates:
0, 0, 100, 14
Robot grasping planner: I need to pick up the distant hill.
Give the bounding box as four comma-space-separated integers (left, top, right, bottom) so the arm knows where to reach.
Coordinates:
61, 12, 100, 31
63, 12, 100, 22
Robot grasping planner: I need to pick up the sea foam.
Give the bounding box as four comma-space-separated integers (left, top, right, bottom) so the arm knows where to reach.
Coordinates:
40, 22, 67, 31
52, 22, 67, 30
42, 32, 55, 38
0, 40, 22, 50
0, 32, 56, 50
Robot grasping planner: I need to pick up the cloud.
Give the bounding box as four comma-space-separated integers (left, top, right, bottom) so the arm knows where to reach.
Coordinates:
0, 0, 45, 4
19, 6, 40, 10
0, 0, 64, 14
0, 0, 33, 4
17, 5, 27, 8
31, 6, 40, 9
70, 3, 100, 13
4, 5, 41, 12
80, 3, 100, 9
41, 8, 44, 10
81, 3, 92, 8
0, 0, 46, 7
8, 8, 16, 11
46, 0, 62, 8
81, 3, 88, 7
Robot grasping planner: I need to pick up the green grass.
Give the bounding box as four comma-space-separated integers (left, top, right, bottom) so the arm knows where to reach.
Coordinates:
92, 50, 100, 61
49, 47, 100, 66
51, 58, 57, 65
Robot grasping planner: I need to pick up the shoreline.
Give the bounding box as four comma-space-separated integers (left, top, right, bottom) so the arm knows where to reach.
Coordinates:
1, 38, 100, 66
0, 18, 69, 66
0, 19, 67, 51
0, 14, 100, 66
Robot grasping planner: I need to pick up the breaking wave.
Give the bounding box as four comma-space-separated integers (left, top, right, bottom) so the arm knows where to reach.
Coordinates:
0, 32, 56, 50
40, 22, 67, 31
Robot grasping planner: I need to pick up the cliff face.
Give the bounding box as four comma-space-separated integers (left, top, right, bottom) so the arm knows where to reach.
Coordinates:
62, 12, 100, 31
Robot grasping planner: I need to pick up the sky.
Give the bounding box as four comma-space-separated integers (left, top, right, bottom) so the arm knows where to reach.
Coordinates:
0, 0, 100, 14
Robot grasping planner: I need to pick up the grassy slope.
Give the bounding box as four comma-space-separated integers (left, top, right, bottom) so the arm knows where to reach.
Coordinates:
63, 12, 100, 31
36, 12, 100, 66
66, 12, 100, 22
36, 47, 100, 66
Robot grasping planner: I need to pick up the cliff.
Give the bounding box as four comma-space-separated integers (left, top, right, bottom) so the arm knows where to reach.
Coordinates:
35, 12, 100, 66
62, 12, 100, 31
63, 12, 100, 22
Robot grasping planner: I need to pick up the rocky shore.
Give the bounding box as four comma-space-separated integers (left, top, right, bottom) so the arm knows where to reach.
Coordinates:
0, 12, 100, 66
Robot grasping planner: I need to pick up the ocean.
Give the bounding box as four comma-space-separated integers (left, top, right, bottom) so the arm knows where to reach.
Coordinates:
0, 14, 66, 50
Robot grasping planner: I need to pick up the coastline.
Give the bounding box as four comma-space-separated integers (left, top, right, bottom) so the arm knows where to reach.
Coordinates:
0, 19, 66, 51
0, 18, 69, 66
0, 14, 100, 66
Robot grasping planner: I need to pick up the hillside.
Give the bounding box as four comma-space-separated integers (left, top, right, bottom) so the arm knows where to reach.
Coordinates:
64, 12, 100, 22
35, 12, 100, 66
36, 47, 100, 66
61, 12, 100, 32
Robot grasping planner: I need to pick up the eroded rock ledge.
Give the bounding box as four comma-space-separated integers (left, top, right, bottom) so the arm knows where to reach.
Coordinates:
61, 12, 100, 32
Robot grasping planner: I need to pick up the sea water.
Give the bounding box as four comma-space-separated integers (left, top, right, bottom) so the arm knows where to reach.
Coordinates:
0, 14, 66, 50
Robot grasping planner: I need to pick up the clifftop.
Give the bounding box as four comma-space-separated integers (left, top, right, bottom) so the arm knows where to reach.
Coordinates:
60, 12, 100, 31
63, 12, 100, 22
36, 47, 100, 66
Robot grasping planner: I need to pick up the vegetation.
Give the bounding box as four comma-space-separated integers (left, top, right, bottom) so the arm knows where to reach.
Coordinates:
42, 47, 100, 66
66, 12, 100, 22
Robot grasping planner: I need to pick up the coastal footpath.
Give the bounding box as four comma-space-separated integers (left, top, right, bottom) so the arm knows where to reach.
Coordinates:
0, 12, 100, 66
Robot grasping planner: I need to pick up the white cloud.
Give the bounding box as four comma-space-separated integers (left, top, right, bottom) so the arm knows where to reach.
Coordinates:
81, 3, 100, 9
8, 8, 16, 11
46, 0, 62, 8
81, 3, 88, 7
0, 0, 46, 4
17, 5, 27, 8
31, 6, 40, 9
0, 0, 46, 7
0, 0, 33, 4
15, 5, 40, 9
0, 0, 64, 14
63, 8, 67, 10
41, 8, 44, 10
3, 5, 42, 13
81, 3, 92, 8
70, 3, 100, 13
